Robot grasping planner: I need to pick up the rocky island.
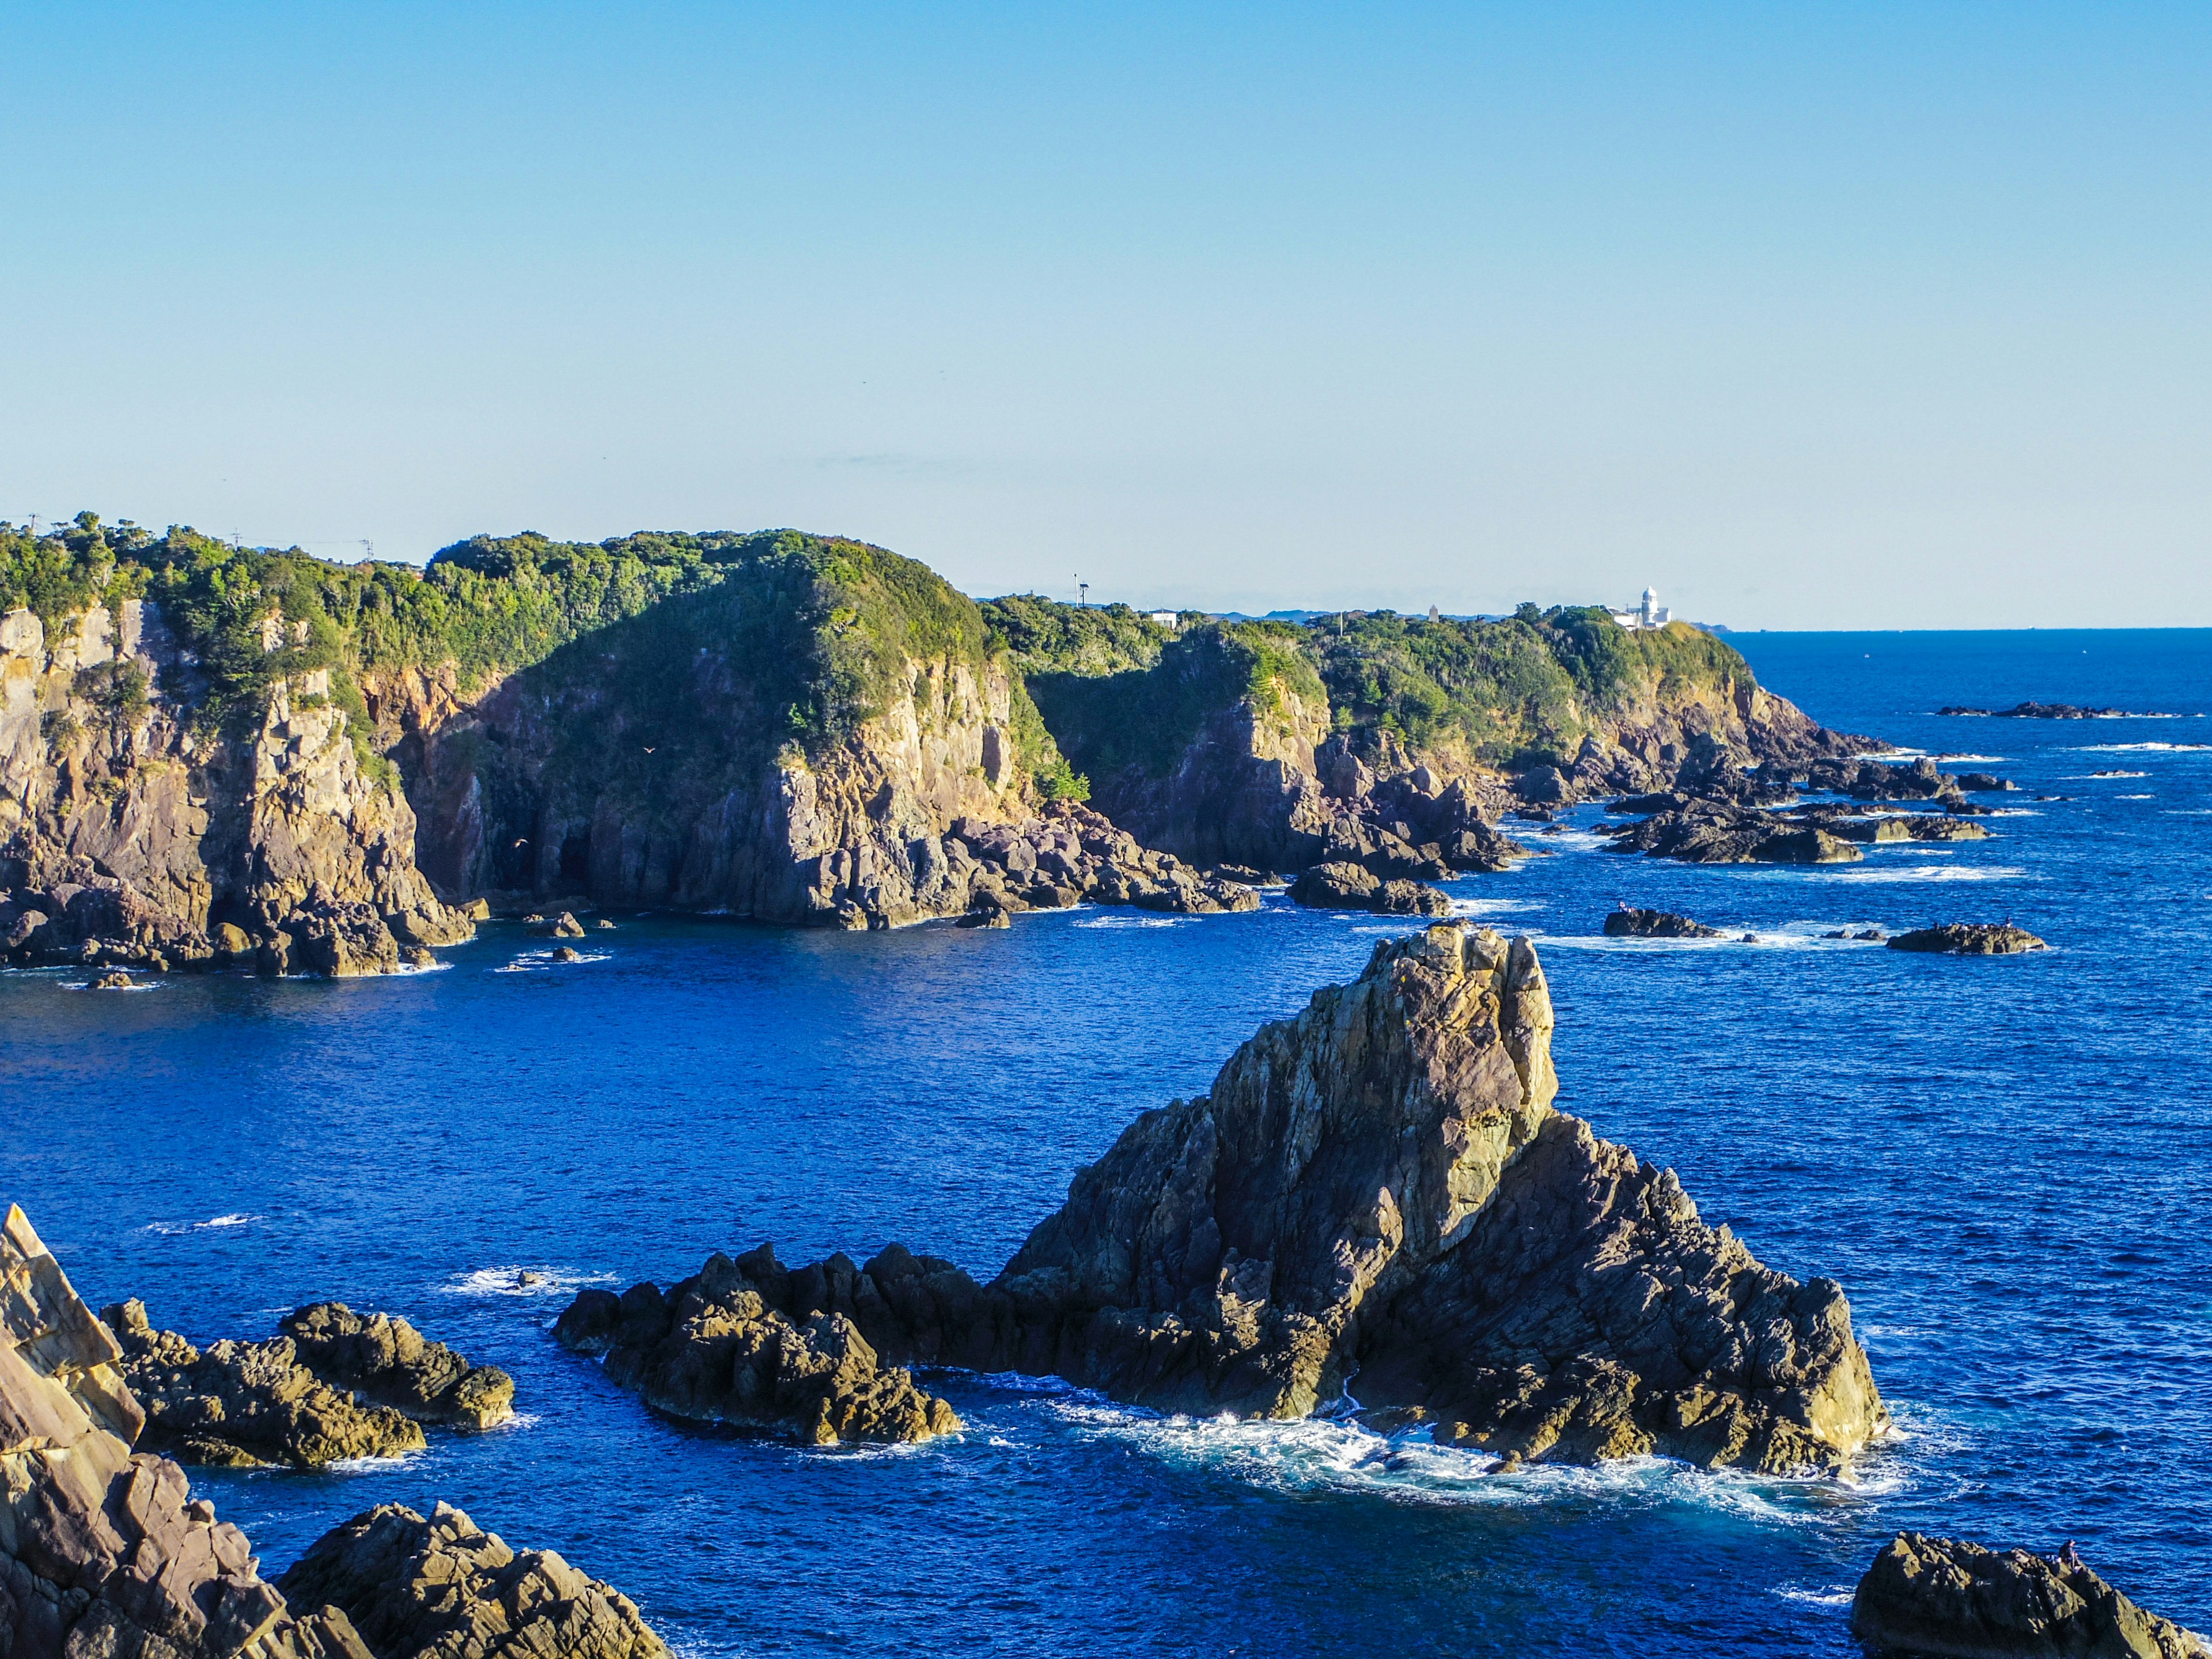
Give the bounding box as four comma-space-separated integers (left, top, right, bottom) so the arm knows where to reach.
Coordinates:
561, 925, 1888, 1473
1, 1202, 666, 1659
1887, 923, 2049, 955
1853, 1533, 2207, 1658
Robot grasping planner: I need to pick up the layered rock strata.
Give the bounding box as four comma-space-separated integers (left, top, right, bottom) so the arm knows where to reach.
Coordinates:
563, 926, 1888, 1474
1851, 1533, 2208, 1658
278, 1304, 514, 1431
1887, 923, 2048, 956
0, 1203, 377, 1659
276, 1502, 669, 1659
0, 602, 475, 976
1603, 908, 1721, 939
555, 1253, 960, 1446
104, 1300, 427, 1468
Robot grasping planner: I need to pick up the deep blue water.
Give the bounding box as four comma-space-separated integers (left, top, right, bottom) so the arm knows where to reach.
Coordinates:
3, 628, 2209, 1657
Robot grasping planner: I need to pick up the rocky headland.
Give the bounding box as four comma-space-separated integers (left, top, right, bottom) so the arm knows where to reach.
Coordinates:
1852, 1533, 2208, 1658
1887, 923, 2049, 955
560, 926, 1888, 1474
105, 1297, 510, 1467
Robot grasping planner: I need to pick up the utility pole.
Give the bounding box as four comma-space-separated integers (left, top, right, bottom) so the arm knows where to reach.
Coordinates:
1077, 579, 1088, 609
360, 540, 373, 562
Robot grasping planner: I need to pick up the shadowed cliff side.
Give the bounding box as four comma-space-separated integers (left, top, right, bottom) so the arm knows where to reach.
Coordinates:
563, 926, 1888, 1475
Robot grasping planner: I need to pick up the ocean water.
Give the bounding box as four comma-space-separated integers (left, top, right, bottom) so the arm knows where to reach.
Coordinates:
3, 628, 2209, 1657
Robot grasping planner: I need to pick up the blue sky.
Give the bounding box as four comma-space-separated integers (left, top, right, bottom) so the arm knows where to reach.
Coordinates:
3, 3, 2206, 626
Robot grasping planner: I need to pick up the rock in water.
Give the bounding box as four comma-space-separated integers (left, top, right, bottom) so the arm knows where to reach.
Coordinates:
1603, 907, 1723, 938
104, 1298, 429, 1467
529, 911, 586, 938
1888, 923, 2048, 955
1288, 861, 1454, 915
563, 927, 1888, 1474
276, 1502, 668, 1659
0, 1203, 377, 1659
554, 1249, 961, 1446
1851, 1532, 2209, 1658
280, 1302, 516, 1429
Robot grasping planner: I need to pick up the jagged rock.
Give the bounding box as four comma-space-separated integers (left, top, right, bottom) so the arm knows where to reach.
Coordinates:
0, 1202, 378, 1659
1956, 772, 2018, 791
91, 969, 135, 988
1851, 1533, 2209, 1658
1824, 813, 1991, 844
103, 1299, 429, 1467
529, 911, 586, 938
1376, 878, 1454, 916
276, 1502, 669, 1659
553, 945, 583, 962
1603, 907, 1722, 938
1605, 801, 1864, 865
596, 917, 616, 929
1888, 923, 2048, 955
279, 1303, 515, 1430
956, 904, 1012, 929
571, 929, 1888, 1474
1938, 701, 2175, 719
555, 1246, 961, 1446
1287, 861, 1380, 908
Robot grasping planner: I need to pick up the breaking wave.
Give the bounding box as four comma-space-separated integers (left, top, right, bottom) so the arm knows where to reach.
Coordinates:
1821, 864, 2028, 884
144, 1214, 262, 1236
2075, 742, 2210, 753
438, 1265, 616, 1299
495, 949, 613, 972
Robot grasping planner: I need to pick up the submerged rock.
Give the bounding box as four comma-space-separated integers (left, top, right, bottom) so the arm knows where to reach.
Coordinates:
280, 1302, 515, 1430
1602, 907, 1722, 939
555, 1248, 961, 1446
1851, 1532, 2209, 1658
103, 1299, 428, 1468
1888, 923, 2048, 955
277, 1502, 668, 1659
567, 927, 1888, 1474
0, 1203, 379, 1659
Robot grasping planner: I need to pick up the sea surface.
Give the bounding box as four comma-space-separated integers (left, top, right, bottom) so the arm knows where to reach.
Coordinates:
4, 627, 2209, 1657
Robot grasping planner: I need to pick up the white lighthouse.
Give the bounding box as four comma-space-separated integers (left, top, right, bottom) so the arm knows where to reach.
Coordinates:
1610, 588, 1672, 631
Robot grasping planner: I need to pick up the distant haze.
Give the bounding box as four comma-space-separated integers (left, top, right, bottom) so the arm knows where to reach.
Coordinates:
3, 3, 2207, 629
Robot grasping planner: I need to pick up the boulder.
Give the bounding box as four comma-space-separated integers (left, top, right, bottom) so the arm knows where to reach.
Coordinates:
103, 1300, 428, 1468
553, 945, 584, 962
555, 1247, 961, 1446
1955, 772, 2018, 791
530, 911, 586, 938
1888, 923, 2048, 955
1287, 860, 1381, 908
1603, 907, 1722, 939
276, 1502, 668, 1659
279, 1303, 515, 1430
1375, 878, 1454, 916
1851, 1532, 2208, 1658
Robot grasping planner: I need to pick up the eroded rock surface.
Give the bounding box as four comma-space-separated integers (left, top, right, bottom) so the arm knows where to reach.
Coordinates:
276, 1502, 668, 1659
279, 1304, 514, 1431
563, 927, 1888, 1474
1286, 861, 1453, 916
1888, 923, 2048, 955
1, 1202, 378, 1659
1851, 1533, 2209, 1658
1601, 801, 1864, 865
1603, 907, 1721, 938
104, 1300, 427, 1468
554, 1249, 961, 1446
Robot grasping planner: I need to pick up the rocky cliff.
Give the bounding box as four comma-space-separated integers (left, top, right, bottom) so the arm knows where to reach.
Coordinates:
0, 592, 474, 975
563, 926, 1889, 1474
1852, 1533, 2208, 1658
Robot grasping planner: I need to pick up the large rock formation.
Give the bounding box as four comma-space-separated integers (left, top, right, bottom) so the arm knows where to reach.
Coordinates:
1888, 923, 2048, 956
275, 1503, 668, 1659
1603, 907, 1722, 939
103, 1301, 429, 1468
564, 926, 1888, 1474
0, 600, 475, 976
554, 1249, 961, 1446
277, 1305, 514, 1431
1600, 800, 1865, 865
1851, 1533, 2209, 1658
1285, 862, 1454, 916
0, 1203, 377, 1659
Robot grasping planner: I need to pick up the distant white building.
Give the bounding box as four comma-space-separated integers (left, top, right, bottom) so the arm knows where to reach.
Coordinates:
1610, 588, 1672, 631
1146, 609, 1179, 628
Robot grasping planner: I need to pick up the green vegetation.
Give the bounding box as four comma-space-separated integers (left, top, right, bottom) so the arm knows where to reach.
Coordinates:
981, 596, 1178, 678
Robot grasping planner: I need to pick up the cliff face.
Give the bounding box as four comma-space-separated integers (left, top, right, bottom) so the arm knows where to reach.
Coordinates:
0, 601, 473, 975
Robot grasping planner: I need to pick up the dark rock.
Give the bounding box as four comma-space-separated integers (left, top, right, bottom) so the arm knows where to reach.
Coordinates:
1888, 923, 2047, 955
1287, 861, 1381, 908
277, 1502, 669, 1659
529, 911, 586, 938
555, 1247, 960, 1446
103, 1299, 427, 1468
1210, 863, 1276, 887
1603, 907, 1722, 939
1955, 772, 2018, 791
1826, 814, 1991, 844
1375, 879, 1454, 916
279, 1303, 514, 1430
0, 1202, 379, 1659
585, 929, 1889, 1474
1850, 1532, 2206, 1658
552, 945, 584, 961
1440, 821, 1529, 873
1940, 701, 2180, 720
1608, 801, 1863, 865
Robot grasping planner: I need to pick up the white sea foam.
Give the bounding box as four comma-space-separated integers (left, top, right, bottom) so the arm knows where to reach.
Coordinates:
2076, 770, 2148, 779
2116, 794, 2155, 800
1071, 915, 1184, 930
2076, 742, 2211, 753
494, 949, 613, 972
1772, 1586, 1856, 1607
391, 958, 454, 975
327, 1452, 425, 1474
1821, 864, 2027, 884
1930, 753, 2004, 763
1986, 809, 2041, 817
144, 1214, 262, 1236
1446, 896, 1537, 916
438, 1265, 615, 1299
62, 979, 163, 992
1531, 828, 1615, 852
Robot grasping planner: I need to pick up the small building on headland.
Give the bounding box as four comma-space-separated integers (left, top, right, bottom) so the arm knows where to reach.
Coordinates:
1146, 609, 1180, 628
1609, 588, 1672, 631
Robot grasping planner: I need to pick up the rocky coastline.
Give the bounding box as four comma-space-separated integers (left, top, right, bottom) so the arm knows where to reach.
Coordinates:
558, 925, 1888, 1474
1852, 1533, 2208, 1658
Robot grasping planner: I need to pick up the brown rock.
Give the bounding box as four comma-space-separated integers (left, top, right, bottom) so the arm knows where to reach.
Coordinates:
1888, 922, 2048, 955
1851, 1532, 2208, 1658
279, 1302, 515, 1430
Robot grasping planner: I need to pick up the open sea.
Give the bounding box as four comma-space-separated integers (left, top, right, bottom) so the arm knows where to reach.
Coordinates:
3, 627, 2208, 1657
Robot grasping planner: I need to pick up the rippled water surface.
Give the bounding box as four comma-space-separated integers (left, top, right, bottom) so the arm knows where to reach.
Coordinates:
4, 628, 2209, 1656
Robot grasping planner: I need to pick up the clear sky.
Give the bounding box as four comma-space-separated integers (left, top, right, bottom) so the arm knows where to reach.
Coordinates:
3, 3, 2206, 627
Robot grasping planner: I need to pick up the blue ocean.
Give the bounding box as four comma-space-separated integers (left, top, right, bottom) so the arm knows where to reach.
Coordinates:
4, 628, 2207, 1657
